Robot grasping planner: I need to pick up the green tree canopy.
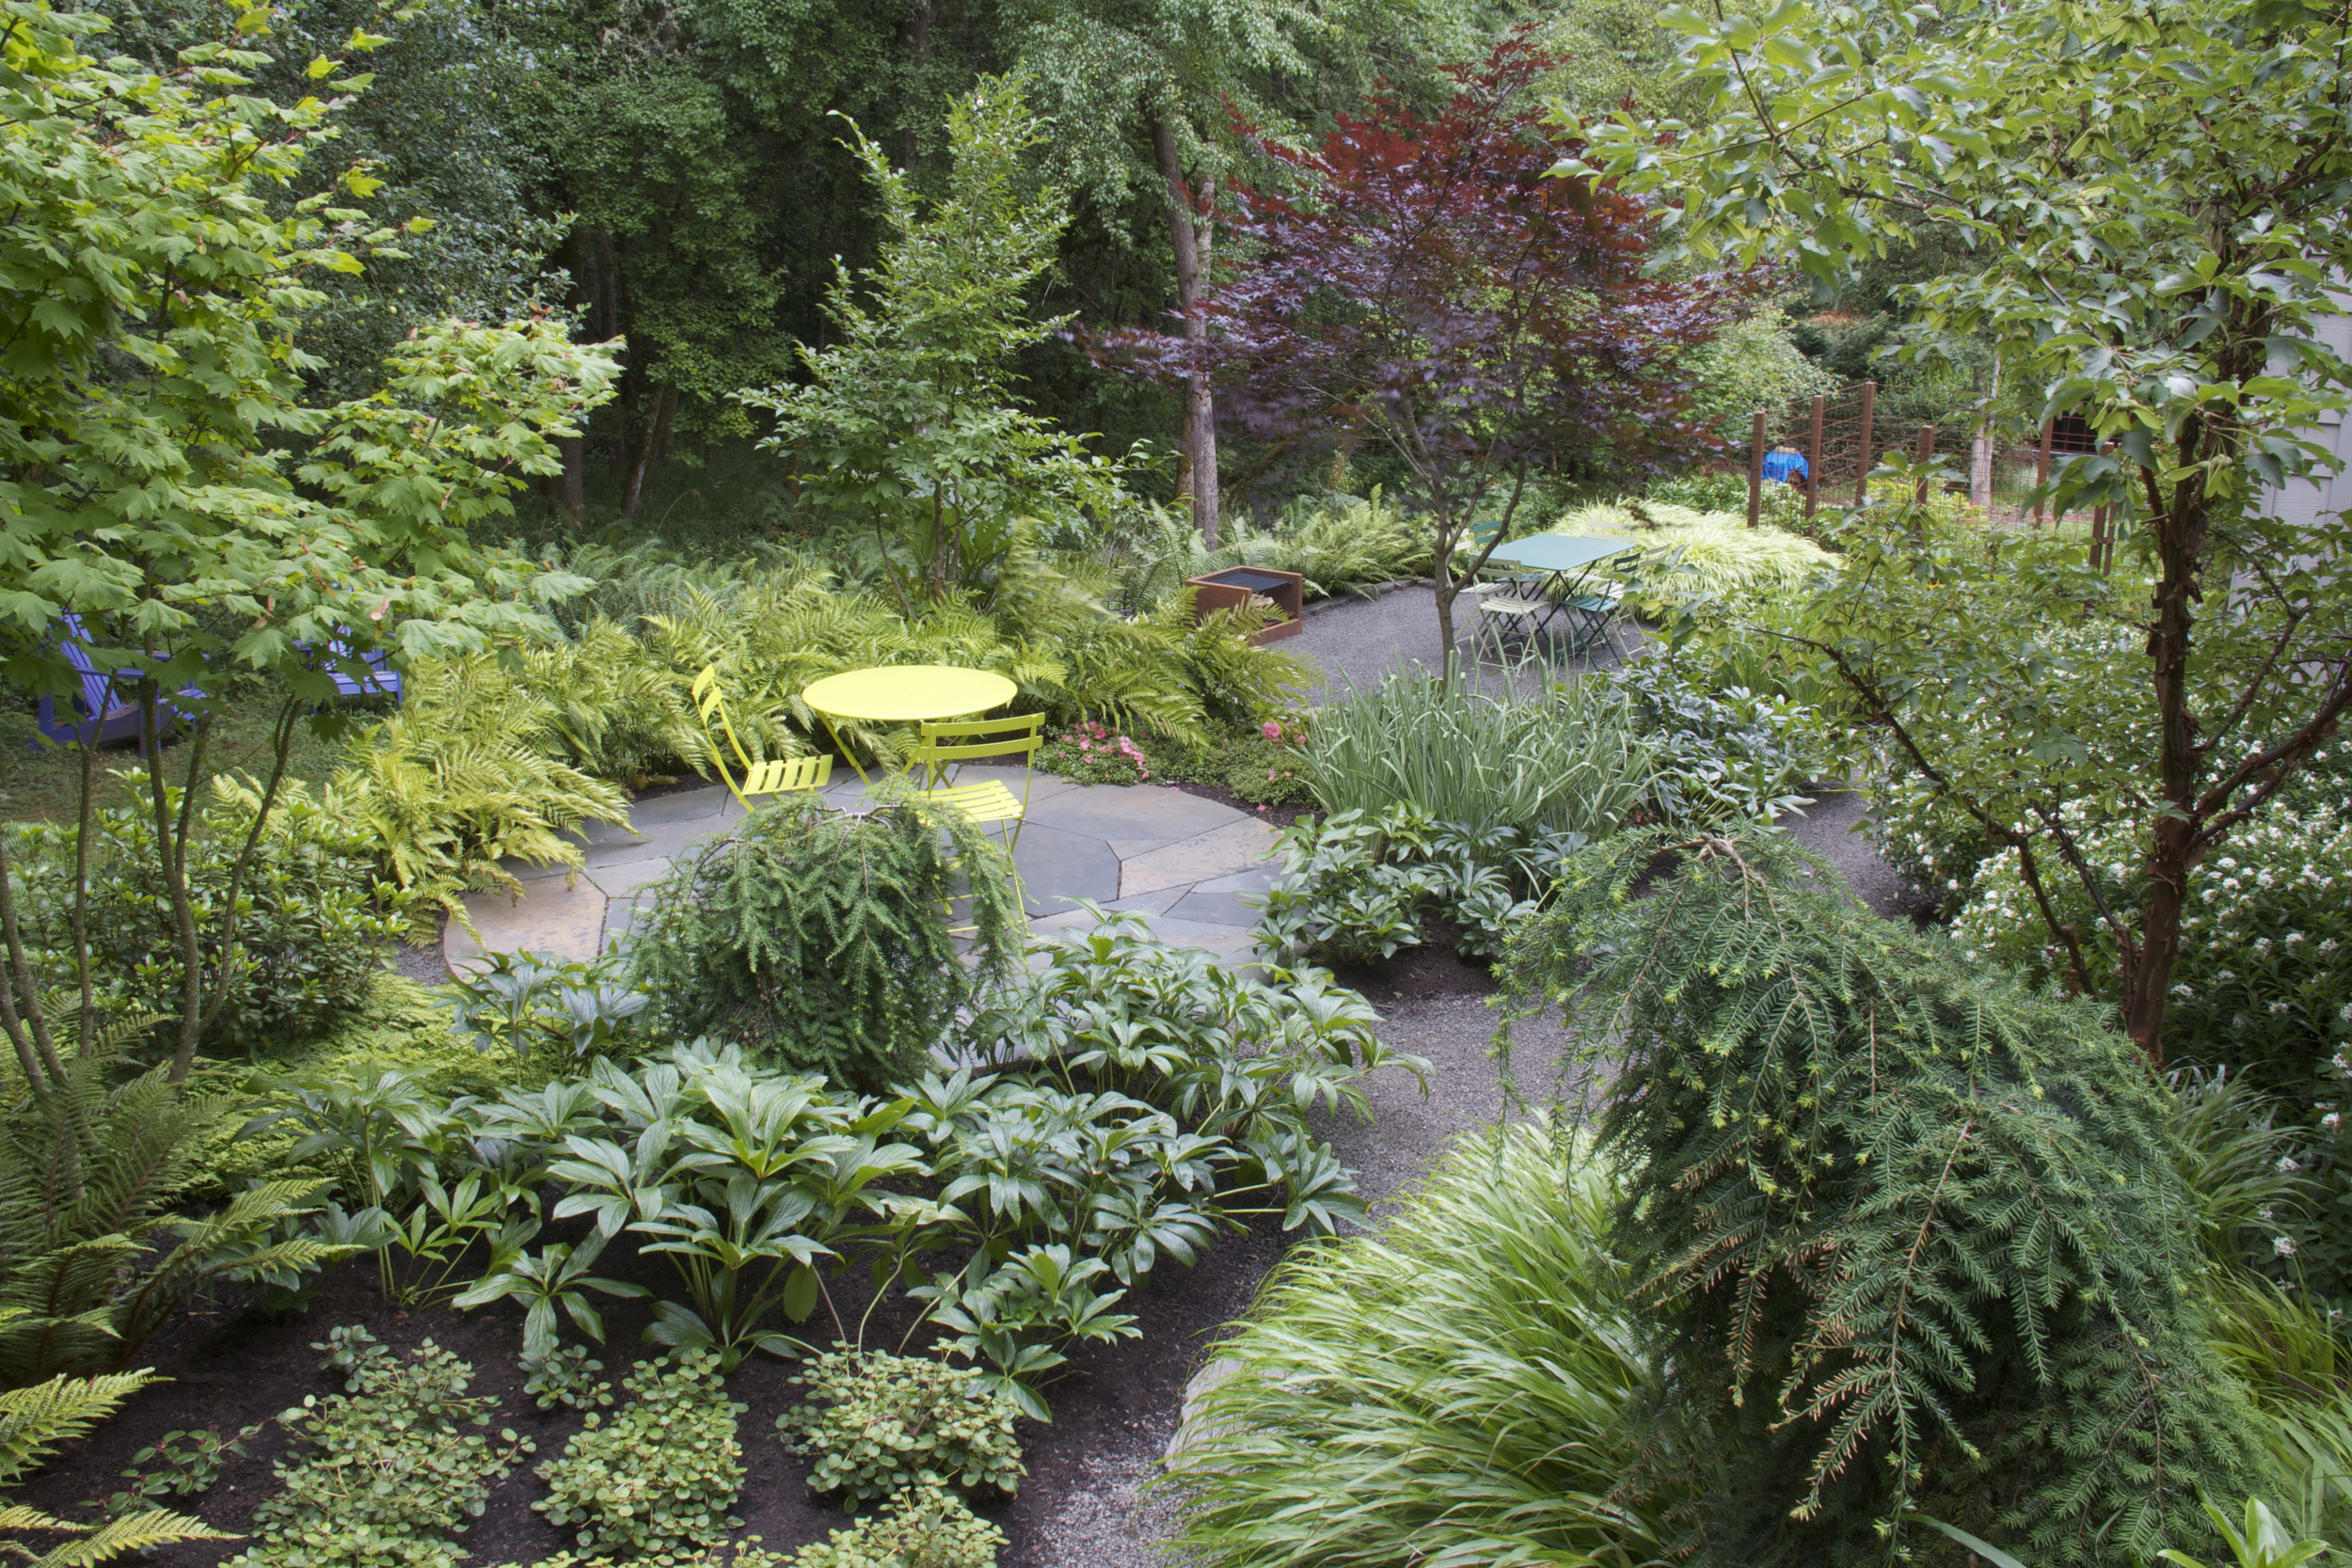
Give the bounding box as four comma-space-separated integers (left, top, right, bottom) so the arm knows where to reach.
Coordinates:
1570, 0, 2352, 1060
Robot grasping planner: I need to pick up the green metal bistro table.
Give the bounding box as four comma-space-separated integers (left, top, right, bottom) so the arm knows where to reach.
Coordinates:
802, 665, 1018, 785
1478, 534, 1629, 651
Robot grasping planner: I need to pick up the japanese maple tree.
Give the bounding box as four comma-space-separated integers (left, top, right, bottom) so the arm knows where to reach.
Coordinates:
1104, 35, 1747, 662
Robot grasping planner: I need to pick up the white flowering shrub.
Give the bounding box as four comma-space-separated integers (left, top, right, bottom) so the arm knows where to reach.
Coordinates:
1954, 750, 2352, 1290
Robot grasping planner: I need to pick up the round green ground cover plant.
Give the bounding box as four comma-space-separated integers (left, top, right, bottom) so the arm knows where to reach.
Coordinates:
1160, 1122, 1665, 1568
777, 1349, 1025, 1508
534, 1348, 747, 1555
236, 1338, 531, 1568
627, 789, 1021, 1089
1549, 500, 1836, 617
1498, 832, 2268, 1568
786, 1485, 1005, 1568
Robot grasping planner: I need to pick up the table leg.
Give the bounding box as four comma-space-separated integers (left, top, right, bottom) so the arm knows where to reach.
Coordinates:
818, 712, 876, 789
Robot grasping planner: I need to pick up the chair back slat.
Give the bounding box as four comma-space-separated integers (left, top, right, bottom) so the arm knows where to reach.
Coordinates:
744, 754, 833, 795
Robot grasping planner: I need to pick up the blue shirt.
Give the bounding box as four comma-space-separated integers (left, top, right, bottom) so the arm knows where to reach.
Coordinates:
1760, 451, 1809, 483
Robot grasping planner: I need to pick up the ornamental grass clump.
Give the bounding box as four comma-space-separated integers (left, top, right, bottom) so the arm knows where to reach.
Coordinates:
1550, 500, 1834, 614
1499, 832, 2267, 1568
534, 1349, 747, 1556
1161, 1123, 1663, 1567
777, 1350, 1025, 1509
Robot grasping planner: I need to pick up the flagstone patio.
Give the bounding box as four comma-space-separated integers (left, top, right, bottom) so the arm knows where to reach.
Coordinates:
441, 768, 1279, 974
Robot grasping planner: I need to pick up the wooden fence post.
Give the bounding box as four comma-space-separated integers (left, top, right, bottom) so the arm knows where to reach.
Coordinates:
1804, 392, 1826, 521
1853, 380, 1877, 505
2032, 418, 2055, 525
1748, 408, 1768, 529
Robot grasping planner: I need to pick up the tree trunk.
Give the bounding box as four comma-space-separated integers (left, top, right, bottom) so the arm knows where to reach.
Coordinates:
1151, 116, 1219, 548
554, 435, 586, 524
1970, 351, 2001, 512
619, 387, 677, 520
2118, 470, 2210, 1069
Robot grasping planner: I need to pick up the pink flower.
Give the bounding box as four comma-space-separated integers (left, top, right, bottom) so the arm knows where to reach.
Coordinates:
1262, 721, 1282, 741
1078, 739, 1092, 752
1256, 804, 1268, 812
1267, 769, 1278, 780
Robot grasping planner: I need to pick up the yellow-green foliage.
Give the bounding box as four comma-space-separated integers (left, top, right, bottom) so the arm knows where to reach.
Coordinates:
1549, 500, 1834, 614
329, 657, 632, 931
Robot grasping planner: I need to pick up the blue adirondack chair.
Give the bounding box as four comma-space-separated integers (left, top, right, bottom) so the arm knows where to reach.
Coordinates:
313, 640, 402, 701
32, 613, 204, 752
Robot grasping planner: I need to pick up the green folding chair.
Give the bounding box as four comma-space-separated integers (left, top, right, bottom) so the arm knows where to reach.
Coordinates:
1555, 549, 1647, 656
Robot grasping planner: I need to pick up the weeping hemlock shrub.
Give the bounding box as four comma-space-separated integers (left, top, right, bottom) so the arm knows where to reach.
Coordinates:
1497, 832, 2265, 1568
627, 791, 1021, 1089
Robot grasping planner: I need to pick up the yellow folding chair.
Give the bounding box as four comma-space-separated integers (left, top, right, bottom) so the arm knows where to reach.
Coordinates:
693, 666, 834, 811
910, 711, 1046, 853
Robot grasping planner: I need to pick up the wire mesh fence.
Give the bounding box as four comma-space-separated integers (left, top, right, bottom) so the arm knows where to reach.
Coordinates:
1742, 385, 2124, 571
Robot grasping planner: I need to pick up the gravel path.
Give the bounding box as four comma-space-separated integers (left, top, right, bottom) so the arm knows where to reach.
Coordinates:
1017, 588, 1925, 1565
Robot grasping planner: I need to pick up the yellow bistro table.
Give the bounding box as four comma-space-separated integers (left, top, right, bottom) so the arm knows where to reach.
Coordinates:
802, 664, 1019, 784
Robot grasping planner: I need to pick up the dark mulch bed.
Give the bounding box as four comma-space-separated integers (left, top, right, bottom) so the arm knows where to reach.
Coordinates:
1156, 775, 1311, 834
16, 1206, 1300, 1568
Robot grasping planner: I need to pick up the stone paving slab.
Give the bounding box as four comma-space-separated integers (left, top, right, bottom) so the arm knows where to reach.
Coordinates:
443, 769, 1278, 974
1117, 819, 1280, 898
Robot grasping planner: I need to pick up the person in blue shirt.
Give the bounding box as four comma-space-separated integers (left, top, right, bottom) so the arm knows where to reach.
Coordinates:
1759, 446, 1809, 484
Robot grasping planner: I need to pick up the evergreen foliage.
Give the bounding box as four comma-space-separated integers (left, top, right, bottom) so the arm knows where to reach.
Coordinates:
1497, 832, 2266, 1567
628, 791, 1021, 1089
534, 1349, 746, 1557
0, 1051, 344, 1386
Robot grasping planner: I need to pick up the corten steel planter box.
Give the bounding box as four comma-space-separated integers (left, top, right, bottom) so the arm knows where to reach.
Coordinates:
1184, 565, 1306, 644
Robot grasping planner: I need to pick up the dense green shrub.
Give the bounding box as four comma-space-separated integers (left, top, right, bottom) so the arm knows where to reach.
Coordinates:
1605, 644, 1831, 825
1162, 1123, 1662, 1567
534, 1349, 746, 1555
777, 1350, 1025, 1507
1499, 832, 2266, 1568
627, 790, 1021, 1088
1304, 668, 1648, 835
1954, 750, 2352, 1296
787, 1486, 1005, 1568
239, 1339, 530, 1568
1252, 805, 1568, 968
9, 778, 397, 1054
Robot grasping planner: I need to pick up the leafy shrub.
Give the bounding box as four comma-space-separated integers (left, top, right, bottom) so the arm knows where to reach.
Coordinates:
535, 1349, 747, 1555
1499, 832, 2265, 1567
1304, 668, 1648, 835
443, 948, 648, 1063
627, 790, 1022, 1089
329, 654, 633, 933
777, 1349, 1025, 1507
8, 776, 398, 1054
1550, 499, 1833, 613
1162, 1124, 1661, 1568
1252, 805, 1571, 969
239, 1338, 531, 1568
1035, 721, 1153, 784
1605, 645, 1828, 825
787, 1485, 1006, 1568
1953, 753, 2352, 1295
